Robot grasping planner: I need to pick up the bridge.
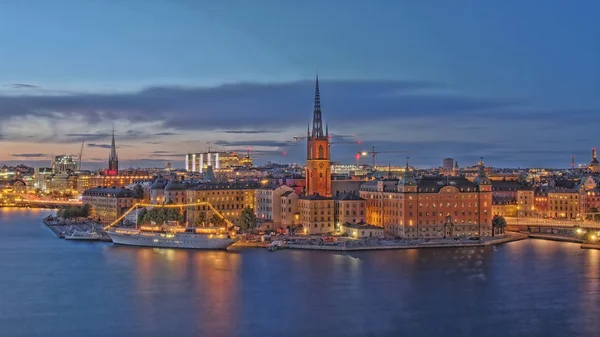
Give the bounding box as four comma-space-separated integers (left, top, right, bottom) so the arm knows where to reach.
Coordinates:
104, 202, 235, 230
505, 217, 600, 230
0, 192, 82, 208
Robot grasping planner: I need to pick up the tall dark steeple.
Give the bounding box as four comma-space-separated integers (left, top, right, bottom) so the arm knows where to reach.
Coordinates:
108, 124, 119, 174
311, 73, 325, 139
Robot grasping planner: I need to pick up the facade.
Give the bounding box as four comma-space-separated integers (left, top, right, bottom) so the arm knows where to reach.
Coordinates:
34, 167, 53, 191
255, 185, 294, 225
280, 191, 299, 228
186, 182, 258, 227
82, 187, 135, 225
442, 158, 454, 171
88, 174, 152, 189
52, 155, 77, 175
164, 179, 187, 204
334, 191, 366, 225
360, 165, 493, 238
298, 194, 335, 235
547, 189, 579, 219
341, 222, 384, 238
149, 176, 168, 204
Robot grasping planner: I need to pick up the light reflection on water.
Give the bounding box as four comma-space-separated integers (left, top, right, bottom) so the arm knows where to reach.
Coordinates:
0, 209, 599, 337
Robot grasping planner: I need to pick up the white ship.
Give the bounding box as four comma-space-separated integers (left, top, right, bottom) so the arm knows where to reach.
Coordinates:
107, 226, 236, 250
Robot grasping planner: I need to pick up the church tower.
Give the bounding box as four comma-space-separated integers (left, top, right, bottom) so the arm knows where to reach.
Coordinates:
305, 74, 331, 197
107, 125, 119, 175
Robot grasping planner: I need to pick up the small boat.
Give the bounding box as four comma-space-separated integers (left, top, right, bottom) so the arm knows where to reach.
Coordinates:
493, 246, 498, 251
268, 240, 284, 251
65, 226, 103, 241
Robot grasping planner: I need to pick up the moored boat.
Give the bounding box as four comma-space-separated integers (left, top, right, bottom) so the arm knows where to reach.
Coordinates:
107, 226, 236, 250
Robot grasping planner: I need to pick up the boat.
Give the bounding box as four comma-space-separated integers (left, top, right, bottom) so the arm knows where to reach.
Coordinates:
268, 240, 284, 251
65, 226, 103, 241
107, 226, 236, 250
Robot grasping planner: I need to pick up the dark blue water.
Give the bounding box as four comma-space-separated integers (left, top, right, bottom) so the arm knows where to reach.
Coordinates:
1, 209, 599, 337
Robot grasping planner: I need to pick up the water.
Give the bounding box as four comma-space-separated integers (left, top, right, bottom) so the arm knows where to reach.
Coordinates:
0, 209, 599, 337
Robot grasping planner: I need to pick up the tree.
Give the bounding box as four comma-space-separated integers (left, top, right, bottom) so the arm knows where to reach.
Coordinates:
194, 211, 206, 227
137, 207, 148, 223
210, 213, 226, 227
81, 204, 91, 218
240, 207, 258, 231
133, 185, 144, 200
492, 215, 507, 236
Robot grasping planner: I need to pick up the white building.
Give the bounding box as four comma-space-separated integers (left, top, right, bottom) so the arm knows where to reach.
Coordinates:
255, 185, 294, 225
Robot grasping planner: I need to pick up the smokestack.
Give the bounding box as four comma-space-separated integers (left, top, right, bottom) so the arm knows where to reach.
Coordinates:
572, 154, 575, 168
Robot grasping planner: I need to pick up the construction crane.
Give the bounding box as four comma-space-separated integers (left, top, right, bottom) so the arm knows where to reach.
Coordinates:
77, 139, 84, 171
360, 146, 409, 168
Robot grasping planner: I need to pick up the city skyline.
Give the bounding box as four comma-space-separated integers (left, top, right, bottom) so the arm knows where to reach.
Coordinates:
1, 1, 599, 168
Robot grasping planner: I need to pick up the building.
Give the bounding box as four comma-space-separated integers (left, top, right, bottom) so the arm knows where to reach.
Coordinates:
149, 176, 168, 204
185, 151, 249, 173
341, 222, 384, 238
107, 127, 119, 176
298, 193, 334, 235
52, 155, 77, 175
88, 174, 152, 189
334, 191, 366, 226
547, 188, 579, 219
34, 167, 53, 191
360, 164, 493, 239
298, 74, 335, 235
164, 179, 187, 204
280, 191, 299, 228
442, 158, 454, 171
82, 187, 135, 225
255, 185, 294, 225
590, 148, 600, 173
186, 182, 258, 227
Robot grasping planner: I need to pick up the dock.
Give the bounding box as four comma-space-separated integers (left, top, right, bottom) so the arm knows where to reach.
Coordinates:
43, 216, 112, 242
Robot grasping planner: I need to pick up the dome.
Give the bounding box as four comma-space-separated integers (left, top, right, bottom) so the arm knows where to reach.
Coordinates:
164, 179, 186, 191
150, 177, 168, 190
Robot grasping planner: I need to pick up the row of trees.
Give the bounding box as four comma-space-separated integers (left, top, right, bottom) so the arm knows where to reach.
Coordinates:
57, 204, 91, 219
134, 205, 259, 230
137, 207, 185, 225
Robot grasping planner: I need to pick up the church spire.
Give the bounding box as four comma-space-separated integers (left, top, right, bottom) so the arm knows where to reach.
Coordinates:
110, 124, 117, 161
311, 72, 324, 139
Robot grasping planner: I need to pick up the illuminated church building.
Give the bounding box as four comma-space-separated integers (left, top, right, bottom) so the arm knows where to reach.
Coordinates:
298, 75, 336, 234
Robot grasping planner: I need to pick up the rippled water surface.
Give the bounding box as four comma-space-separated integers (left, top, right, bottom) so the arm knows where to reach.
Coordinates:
0, 209, 599, 337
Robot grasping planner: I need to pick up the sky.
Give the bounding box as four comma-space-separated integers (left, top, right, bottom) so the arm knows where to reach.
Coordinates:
0, 0, 599, 169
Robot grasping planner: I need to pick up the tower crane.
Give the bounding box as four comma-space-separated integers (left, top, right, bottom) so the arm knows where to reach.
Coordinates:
360, 146, 409, 168
77, 139, 84, 171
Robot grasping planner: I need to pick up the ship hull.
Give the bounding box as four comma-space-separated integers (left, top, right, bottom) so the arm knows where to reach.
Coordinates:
107, 231, 236, 250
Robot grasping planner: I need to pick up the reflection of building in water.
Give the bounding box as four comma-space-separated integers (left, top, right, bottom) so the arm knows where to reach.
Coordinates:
192, 252, 240, 336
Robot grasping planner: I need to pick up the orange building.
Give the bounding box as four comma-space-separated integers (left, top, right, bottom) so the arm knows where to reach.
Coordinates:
360, 164, 493, 238
299, 74, 335, 234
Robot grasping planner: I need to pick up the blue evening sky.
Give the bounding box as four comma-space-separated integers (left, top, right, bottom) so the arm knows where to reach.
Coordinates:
0, 0, 599, 168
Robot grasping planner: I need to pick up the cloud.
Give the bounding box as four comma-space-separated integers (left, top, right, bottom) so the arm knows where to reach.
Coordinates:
10, 83, 39, 89
220, 129, 282, 134
86, 143, 112, 149
0, 78, 598, 167
213, 140, 293, 148
11, 153, 47, 158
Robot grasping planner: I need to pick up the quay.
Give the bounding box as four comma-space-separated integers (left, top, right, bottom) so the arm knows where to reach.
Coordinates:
238, 233, 528, 252
527, 233, 583, 244
43, 216, 112, 241
581, 243, 600, 250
